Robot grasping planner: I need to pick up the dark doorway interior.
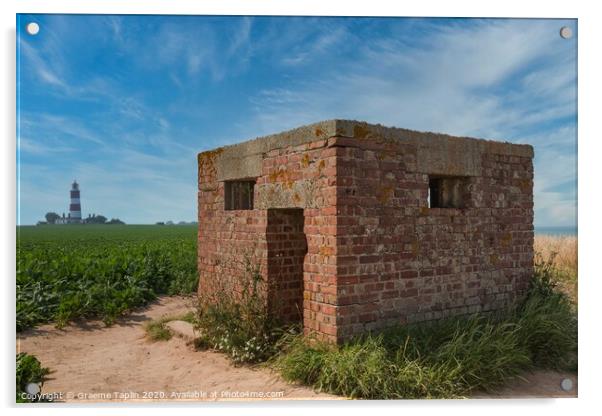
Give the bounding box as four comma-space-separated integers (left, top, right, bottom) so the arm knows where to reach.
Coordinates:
266, 208, 307, 324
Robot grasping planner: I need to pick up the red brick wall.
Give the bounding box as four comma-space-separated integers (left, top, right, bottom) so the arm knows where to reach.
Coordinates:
197, 148, 267, 305
198, 137, 340, 341
199, 132, 534, 343
332, 137, 534, 340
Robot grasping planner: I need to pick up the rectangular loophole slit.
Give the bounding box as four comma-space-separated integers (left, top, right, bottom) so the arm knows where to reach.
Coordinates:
224, 180, 255, 210
428, 176, 469, 208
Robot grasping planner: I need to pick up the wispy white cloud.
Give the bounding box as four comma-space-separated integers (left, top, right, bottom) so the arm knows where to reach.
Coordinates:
21, 113, 107, 146
248, 19, 575, 137
20, 40, 67, 88
227, 16, 253, 56
20, 22, 151, 121
113, 17, 256, 82
17, 16, 577, 226
18, 137, 75, 155
107, 15, 124, 44
281, 26, 348, 66
526, 125, 577, 226
243, 19, 577, 225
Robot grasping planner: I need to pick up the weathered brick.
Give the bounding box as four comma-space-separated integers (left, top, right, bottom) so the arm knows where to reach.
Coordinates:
198, 120, 534, 343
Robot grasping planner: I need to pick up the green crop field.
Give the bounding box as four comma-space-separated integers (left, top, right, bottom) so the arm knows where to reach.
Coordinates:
17, 225, 198, 331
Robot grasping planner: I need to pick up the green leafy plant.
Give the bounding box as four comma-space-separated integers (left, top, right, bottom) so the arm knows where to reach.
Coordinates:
17, 225, 198, 331
16, 353, 50, 403
194, 257, 296, 364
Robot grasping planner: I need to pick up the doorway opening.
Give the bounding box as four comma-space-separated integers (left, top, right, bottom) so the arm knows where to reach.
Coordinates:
266, 208, 307, 324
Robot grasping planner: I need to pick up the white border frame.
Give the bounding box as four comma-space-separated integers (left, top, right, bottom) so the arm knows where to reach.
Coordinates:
3, 1, 600, 415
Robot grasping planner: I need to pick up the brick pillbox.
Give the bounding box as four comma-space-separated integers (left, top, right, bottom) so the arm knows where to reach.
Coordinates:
197, 120, 534, 343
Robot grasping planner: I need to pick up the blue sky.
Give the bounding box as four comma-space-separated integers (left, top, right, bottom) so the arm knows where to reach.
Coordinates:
16, 15, 577, 226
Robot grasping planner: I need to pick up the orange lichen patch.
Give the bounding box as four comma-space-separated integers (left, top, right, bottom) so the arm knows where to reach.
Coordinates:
198, 148, 224, 165
420, 206, 430, 216
489, 254, 500, 265
353, 125, 373, 139
315, 127, 324, 137
377, 186, 394, 204
500, 232, 513, 247
301, 154, 311, 168
268, 167, 288, 182
518, 179, 532, 192
319, 245, 334, 257
269, 168, 295, 189
411, 240, 420, 257
198, 148, 224, 179
318, 160, 326, 170
292, 192, 302, 204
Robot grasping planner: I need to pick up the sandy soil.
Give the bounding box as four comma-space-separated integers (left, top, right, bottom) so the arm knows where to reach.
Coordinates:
17, 296, 335, 402
17, 295, 577, 402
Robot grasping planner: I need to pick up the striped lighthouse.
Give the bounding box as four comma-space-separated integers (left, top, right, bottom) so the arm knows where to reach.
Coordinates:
69, 180, 82, 223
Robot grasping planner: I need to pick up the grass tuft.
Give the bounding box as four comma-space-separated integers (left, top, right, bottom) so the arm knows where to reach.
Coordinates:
534, 235, 577, 301
194, 257, 298, 364
144, 312, 196, 342
194, 237, 577, 398
272, 271, 577, 399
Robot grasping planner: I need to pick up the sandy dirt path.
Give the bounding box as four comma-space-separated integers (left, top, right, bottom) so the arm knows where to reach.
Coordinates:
17, 295, 576, 402
17, 295, 336, 402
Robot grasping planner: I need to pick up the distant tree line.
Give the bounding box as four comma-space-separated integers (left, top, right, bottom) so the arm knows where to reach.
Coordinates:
155, 221, 198, 226
44, 212, 60, 224
39, 212, 125, 225
85, 214, 125, 225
